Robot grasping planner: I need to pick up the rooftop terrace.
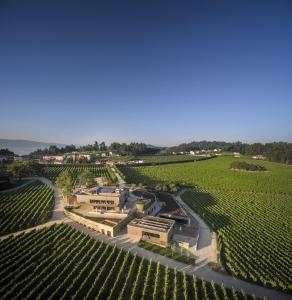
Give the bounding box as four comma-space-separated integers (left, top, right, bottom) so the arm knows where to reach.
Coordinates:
129, 216, 175, 233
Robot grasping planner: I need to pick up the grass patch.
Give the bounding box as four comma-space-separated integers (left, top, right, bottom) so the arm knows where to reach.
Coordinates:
138, 240, 196, 265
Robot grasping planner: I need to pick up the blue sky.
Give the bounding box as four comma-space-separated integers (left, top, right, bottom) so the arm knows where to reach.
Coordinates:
0, 0, 291, 146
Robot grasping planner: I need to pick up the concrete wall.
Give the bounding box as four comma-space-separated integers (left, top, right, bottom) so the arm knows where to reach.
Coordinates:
65, 209, 135, 237
65, 210, 115, 237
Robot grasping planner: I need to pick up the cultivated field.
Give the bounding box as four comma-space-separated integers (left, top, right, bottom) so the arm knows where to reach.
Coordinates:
118, 157, 292, 292
0, 181, 54, 235
0, 224, 257, 300
135, 154, 203, 163
44, 164, 116, 184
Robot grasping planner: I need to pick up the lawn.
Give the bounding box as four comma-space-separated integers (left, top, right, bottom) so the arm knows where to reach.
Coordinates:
138, 240, 196, 265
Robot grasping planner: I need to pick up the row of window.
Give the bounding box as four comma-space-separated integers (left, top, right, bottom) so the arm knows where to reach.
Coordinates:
90, 199, 115, 205
94, 206, 115, 211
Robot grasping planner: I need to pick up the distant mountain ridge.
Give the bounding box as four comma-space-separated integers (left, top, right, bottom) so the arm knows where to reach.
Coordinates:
0, 139, 66, 155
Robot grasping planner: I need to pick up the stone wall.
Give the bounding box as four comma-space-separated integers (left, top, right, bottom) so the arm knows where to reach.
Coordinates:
65, 210, 115, 236
65, 209, 135, 237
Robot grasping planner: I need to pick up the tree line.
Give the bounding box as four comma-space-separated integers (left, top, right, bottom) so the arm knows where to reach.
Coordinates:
167, 140, 292, 164
29, 141, 159, 158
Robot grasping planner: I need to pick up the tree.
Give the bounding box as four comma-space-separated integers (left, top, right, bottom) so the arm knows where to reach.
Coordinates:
55, 170, 74, 196
155, 184, 162, 192
162, 184, 169, 192
0, 148, 15, 156
78, 170, 96, 187
6, 160, 44, 180
93, 141, 99, 151
99, 142, 106, 151
169, 183, 178, 193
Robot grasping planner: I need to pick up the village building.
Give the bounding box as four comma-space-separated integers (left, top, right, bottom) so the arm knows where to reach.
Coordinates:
127, 216, 175, 247
252, 155, 265, 160
42, 155, 64, 164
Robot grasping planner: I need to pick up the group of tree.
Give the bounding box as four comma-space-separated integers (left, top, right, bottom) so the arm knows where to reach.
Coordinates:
230, 161, 266, 172
0, 148, 15, 156
155, 182, 179, 192
55, 170, 75, 196
5, 160, 45, 180
29, 144, 77, 158
167, 140, 292, 164
56, 169, 96, 196
29, 141, 159, 158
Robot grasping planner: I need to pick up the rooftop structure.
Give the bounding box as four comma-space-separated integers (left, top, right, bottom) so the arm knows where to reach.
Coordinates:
129, 216, 175, 232
127, 216, 175, 247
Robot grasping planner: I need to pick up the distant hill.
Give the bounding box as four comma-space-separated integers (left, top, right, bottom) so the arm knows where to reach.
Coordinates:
0, 139, 66, 155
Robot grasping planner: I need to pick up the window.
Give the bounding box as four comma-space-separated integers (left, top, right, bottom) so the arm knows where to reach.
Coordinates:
142, 231, 160, 239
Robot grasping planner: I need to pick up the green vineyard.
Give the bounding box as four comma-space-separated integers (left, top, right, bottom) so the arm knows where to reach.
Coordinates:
44, 164, 117, 184
0, 181, 54, 235
0, 224, 257, 300
117, 157, 292, 292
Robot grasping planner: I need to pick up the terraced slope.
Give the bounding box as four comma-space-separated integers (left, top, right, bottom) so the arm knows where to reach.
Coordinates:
0, 224, 257, 300
0, 181, 54, 235
118, 157, 292, 292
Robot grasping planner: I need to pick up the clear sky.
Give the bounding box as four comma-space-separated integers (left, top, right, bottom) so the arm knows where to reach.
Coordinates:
0, 0, 291, 146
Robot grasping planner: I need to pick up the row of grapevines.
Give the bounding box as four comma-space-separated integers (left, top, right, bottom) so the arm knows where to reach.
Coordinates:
0, 224, 260, 300
117, 157, 292, 292
0, 181, 54, 235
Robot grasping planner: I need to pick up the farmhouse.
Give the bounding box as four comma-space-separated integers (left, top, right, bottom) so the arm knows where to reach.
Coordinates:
127, 216, 175, 247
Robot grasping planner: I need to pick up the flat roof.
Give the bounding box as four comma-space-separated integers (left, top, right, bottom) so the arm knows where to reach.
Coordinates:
88, 186, 118, 194
129, 216, 175, 233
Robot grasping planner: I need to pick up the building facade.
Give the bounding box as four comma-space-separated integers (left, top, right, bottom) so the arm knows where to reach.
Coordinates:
75, 186, 128, 212
127, 216, 175, 247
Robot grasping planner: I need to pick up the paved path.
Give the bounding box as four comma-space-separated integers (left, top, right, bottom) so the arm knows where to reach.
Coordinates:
0, 178, 290, 300
0, 177, 69, 241
111, 166, 126, 186
175, 189, 218, 265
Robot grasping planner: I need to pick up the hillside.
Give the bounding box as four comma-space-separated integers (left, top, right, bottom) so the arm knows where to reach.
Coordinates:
0, 139, 66, 155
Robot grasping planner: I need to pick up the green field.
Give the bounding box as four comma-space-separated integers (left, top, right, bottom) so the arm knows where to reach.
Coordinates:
118, 157, 292, 291
0, 224, 257, 300
0, 181, 54, 235
44, 164, 116, 184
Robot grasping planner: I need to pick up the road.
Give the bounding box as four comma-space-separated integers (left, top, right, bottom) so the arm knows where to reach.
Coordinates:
0, 177, 290, 300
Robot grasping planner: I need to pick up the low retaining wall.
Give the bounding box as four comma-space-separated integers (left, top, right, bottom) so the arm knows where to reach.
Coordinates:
64, 209, 136, 237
